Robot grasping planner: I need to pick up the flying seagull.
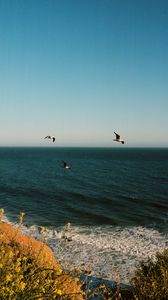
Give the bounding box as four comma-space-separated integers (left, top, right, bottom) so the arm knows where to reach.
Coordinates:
44, 135, 55, 142
63, 161, 71, 169
113, 132, 125, 144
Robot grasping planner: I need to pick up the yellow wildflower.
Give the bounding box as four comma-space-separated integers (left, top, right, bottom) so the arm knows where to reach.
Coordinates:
8, 250, 14, 259
19, 212, 25, 224
0, 263, 3, 268
67, 222, 71, 232
22, 256, 27, 261
0, 208, 4, 221
16, 257, 21, 263
56, 268, 62, 275
6, 274, 12, 282
15, 266, 21, 273
40, 226, 46, 235
0, 233, 4, 239
20, 282, 26, 291
56, 289, 62, 296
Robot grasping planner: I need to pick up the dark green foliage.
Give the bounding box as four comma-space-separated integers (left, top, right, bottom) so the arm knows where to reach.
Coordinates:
131, 249, 168, 300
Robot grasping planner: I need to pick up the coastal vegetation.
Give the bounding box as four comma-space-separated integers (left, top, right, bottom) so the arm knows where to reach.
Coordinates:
0, 209, 167, 300
0, 210, 84, 300
131, 248, 168, 300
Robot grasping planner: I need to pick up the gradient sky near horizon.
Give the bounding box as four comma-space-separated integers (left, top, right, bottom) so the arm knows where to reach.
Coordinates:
0, 0, 168, 147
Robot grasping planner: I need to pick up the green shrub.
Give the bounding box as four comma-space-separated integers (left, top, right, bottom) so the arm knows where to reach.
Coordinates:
131, 249, 168, 300
98, 249, 168, 300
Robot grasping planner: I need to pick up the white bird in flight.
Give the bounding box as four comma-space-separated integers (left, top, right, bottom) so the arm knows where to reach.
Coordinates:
113, 132, 125, 144
44, 135, 55, 142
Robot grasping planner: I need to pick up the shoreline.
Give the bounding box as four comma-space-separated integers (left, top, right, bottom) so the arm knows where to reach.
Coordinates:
0, 217, 167, 299
0, 220, 129, 300
1, 214, 168, 285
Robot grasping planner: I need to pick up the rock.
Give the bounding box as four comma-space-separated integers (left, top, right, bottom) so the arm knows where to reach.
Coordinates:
80, 274, 133, 300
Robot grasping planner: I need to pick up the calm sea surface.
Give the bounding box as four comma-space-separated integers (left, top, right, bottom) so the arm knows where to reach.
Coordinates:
0, 147, 168, 283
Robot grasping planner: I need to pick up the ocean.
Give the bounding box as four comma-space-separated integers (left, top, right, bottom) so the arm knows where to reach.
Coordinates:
0, 147, 168, 283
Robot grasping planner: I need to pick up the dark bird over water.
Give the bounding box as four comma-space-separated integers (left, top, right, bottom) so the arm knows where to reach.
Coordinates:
113, 132, 125, 144
44, 135, 55, 142
63, 161, 71, 169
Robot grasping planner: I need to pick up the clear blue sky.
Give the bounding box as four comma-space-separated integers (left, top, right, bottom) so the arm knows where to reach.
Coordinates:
0, 0, 167, 147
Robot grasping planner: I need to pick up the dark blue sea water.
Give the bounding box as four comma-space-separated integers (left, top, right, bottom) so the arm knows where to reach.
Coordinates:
0, 147, 168, 282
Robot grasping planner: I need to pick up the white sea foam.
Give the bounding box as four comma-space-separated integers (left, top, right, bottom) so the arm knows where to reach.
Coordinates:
20, 225, 168, 283
49, 225, 167, 283
2, 215, 167, 284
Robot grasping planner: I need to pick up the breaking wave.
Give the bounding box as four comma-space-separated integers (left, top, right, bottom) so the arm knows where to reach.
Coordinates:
3, 214, 167, 284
